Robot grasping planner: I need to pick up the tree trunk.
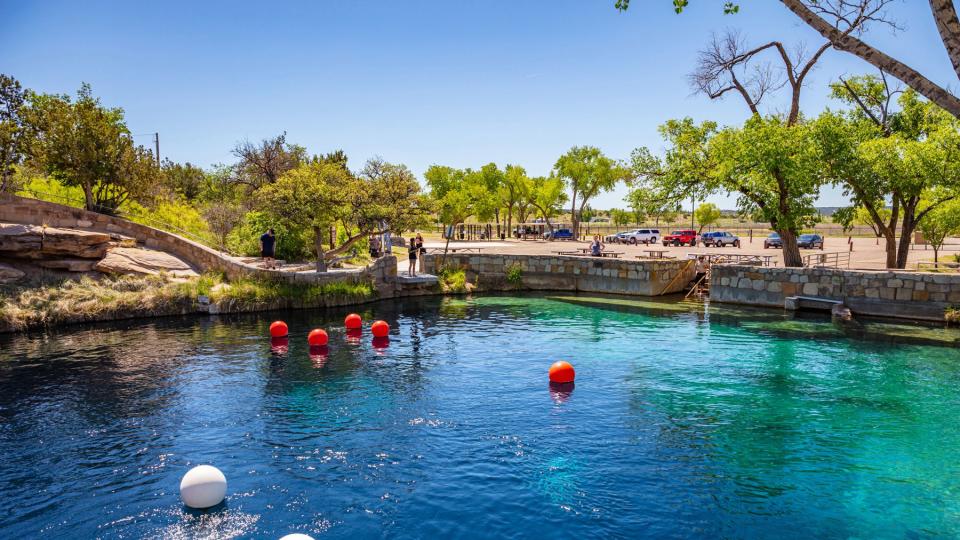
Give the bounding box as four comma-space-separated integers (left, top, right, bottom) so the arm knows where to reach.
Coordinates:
780, 0, 960, 119
569, 191, 578, 239
780, 229, 804, 267
883, 229, 898, 269
83, 182, 96, 212
934, 245, 940, 264
896, 216, 914, 270
314, 226, 327, 272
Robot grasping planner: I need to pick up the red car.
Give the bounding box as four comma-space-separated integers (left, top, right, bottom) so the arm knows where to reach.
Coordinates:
662, 229, 698, 247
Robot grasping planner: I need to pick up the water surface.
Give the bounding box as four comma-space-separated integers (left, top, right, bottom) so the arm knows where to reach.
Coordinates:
1, 294, 959, 539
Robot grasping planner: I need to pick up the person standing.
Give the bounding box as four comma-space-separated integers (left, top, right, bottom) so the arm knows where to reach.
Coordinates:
407, 236, 418, 277
260, 228, 277, 269
415, 233, 426, 272
369, 235, 382, 259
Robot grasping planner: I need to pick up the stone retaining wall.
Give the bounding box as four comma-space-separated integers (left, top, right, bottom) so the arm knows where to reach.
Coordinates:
0, 194, 396, 290
422, 253, 695, 296
711, 264, 960, 321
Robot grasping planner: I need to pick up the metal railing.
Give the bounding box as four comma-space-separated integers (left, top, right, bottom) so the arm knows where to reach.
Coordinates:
802, 251, 850, 268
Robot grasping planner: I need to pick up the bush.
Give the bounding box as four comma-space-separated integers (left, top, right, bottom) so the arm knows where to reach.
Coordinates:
437, 266, 467, 293
17, 173, 86, 208
947, 305, 960, 326
506, 263, 523, 286
226, 211, 312, 262
123, 199, 218, 247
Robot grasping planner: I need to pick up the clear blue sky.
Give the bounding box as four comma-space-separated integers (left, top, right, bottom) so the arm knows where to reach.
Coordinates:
1, 0, 952, 210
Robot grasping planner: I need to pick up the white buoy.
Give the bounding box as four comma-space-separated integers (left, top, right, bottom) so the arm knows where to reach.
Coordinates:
279, 534, 314, 540
179, 465, 227, 509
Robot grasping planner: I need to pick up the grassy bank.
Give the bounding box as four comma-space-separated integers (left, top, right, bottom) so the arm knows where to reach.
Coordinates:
0, 272, 377, 332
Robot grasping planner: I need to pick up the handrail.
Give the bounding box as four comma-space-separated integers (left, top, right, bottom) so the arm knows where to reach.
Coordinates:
802, 251, 850, 269
17, 188, 234, 255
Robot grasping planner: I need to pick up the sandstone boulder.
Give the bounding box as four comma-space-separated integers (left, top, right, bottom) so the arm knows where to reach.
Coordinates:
0, 224, 42, 253
0, 262, 25, 283
40, 227, 111, 259
95, 247, 198, 277
0, 222, 112, 259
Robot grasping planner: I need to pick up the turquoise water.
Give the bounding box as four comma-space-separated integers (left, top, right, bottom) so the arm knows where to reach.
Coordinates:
0, 294, 959, 538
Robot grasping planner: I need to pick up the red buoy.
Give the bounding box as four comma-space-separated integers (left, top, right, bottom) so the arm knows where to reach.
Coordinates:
548, 361, 575, 384
269, 321, 288, 338
371, 320, 390, 338
307, 328, 328, 347
345, 313, 362, 330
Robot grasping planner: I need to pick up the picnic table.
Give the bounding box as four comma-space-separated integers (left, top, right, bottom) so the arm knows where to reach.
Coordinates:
426, 247, 483, 254
640, 250, 673, 259
553, 250, 623, 258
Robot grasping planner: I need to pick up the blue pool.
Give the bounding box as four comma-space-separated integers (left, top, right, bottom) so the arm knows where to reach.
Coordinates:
1, 294, 959, 538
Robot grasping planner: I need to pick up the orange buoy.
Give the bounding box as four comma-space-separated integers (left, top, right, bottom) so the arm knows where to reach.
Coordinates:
345, 313, 362, 330
269, 320, 288, 338
371, 320, 389, 338
307, 328, 328, 347
548, 361, 575, 384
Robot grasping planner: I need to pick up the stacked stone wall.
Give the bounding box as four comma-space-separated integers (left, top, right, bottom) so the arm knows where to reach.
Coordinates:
711, 264, 960, 321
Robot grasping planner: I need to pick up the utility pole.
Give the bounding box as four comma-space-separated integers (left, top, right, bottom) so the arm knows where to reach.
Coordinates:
154, 133, 160, 166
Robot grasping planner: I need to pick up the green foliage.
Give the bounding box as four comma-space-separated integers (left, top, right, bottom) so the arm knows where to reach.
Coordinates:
0, 74, 27, 193
527, 175, 568, 229
694, 202, 721, 232
553, 145, 630, 233
209, 276, 374, 308
23, 83, 160, 212
505, 263, 523, 286
946, 305, 960, 325
124, 198, 217, 246
425, 164, 498, 226
917, 198, 960, 262
609, 208, 632, 226
226, 210, 312, 261
17, 171, 86, 208
437, 266, 468, 293
194, 272, 224, 297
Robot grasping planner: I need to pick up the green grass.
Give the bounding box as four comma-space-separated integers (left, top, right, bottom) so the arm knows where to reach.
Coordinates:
0, 273, 196, 331
209, 276, 375, 308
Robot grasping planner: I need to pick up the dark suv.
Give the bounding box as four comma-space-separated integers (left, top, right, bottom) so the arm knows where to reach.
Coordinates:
763, 232, 782, 249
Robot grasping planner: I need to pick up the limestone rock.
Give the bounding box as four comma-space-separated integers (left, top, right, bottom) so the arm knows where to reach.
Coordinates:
0, 262, 25, 283
95, 247, 198, 277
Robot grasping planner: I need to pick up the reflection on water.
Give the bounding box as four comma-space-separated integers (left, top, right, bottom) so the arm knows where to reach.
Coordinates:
0, 293, 959, 538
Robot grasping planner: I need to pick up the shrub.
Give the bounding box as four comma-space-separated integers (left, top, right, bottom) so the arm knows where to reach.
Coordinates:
506, 263, 523, 286
437, 266, 467, 293
947, 305, 960, 326
123, 199, 218, 247
17, 173, 86, 208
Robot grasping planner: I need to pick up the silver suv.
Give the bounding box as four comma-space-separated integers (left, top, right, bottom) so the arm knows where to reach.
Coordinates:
621, 228, 660, 245
701, 231, 741, 247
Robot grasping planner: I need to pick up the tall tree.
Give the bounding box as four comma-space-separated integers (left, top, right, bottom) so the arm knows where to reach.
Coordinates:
616, 1, 960, 120
425, 165, 497, 254
527, 175, 568, 235
232, 132, 306, 190
0, 74, 26, 193
501, 164, 528, 234
917, 197, 960, 265
694, 202, 722, 233
554, 146, 630, 237
23, 83, 160, 212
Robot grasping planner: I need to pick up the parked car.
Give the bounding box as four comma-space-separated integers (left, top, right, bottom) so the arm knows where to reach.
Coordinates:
701, 231, 741, 247
662, 229, 698, 247
763, 232, 782, 249
543, 228, 574, 240
604, 231, 632, 243
798, 233, 824, 249
620, 228, 661, 245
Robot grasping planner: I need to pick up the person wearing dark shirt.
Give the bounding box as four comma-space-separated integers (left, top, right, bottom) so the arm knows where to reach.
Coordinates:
415, 233, 425, 272
407, 237, 418, 277
260, 229, 276, 269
